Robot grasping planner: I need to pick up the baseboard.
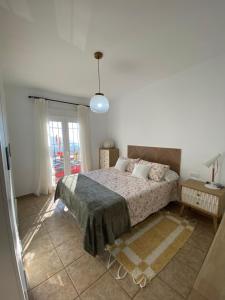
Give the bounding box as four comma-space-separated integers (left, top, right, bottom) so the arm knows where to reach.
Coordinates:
16, 193, 36, 200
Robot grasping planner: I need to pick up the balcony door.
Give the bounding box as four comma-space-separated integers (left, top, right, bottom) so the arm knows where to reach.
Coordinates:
48, 117, 80, 183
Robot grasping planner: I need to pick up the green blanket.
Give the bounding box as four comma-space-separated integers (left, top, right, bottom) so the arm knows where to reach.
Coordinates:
54, 174, 131, 256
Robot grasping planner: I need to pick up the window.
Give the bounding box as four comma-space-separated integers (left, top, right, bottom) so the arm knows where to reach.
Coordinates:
48, 119, 80, 183
68, 122, 80, 175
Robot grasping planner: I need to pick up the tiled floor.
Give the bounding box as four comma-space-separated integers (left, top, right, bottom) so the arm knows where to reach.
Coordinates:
17, 194, 215, 300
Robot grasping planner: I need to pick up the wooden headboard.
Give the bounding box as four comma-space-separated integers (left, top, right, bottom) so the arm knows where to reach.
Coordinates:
128, 145, 181, 175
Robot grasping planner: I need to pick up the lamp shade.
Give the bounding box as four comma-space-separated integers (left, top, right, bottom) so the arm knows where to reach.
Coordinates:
90, 94, 109, 113
204, 153, 221, 168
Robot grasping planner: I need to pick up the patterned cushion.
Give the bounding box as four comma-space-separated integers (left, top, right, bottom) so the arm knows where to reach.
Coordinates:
149, 163, 170, 182
126, 158, 140, 173
138, 159, 152, 167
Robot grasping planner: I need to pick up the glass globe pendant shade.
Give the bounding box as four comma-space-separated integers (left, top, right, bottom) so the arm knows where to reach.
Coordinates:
90, 93, 109, 113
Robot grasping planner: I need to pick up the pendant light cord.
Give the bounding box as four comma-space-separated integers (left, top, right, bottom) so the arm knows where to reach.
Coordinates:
97, 58, 101, 93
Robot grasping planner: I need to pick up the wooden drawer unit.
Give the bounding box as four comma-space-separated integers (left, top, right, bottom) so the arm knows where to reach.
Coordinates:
182, 187, 219, 215
99, 148, 119, 169
180, 179, 225, 231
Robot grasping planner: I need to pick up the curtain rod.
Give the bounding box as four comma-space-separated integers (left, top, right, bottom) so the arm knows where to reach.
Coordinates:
28, 96, 90, 108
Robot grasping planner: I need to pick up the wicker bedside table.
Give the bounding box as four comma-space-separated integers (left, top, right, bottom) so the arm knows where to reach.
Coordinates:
99, 148, 119, 169
180, 179, 225, 231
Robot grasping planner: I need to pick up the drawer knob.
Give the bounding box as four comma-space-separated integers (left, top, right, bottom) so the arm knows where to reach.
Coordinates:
197, 193, 201, 197
196, 201, 199, 205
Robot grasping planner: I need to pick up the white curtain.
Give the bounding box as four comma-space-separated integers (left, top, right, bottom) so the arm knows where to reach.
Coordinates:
34, 99, 52, 196
77, 105, 92, 172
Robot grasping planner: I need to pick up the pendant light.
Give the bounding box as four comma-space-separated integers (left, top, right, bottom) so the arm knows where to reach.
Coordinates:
90, 51, 109, 113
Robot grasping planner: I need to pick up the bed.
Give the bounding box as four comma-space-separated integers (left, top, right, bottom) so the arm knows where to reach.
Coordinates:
55, 145, 181, 256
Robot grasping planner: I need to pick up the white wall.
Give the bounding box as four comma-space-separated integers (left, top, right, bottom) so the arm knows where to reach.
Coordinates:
5, 85, 108, 197
107, 55, 225, 184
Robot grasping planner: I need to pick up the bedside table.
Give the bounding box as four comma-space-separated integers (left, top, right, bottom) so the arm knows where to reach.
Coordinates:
99, 148, 119, 169
180, 179, 225, 231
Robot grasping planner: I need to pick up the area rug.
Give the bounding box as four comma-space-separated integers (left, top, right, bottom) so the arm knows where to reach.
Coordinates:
107, 211, 195, 288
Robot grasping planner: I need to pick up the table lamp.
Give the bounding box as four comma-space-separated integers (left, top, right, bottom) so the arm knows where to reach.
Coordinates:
204, 153, 221, 189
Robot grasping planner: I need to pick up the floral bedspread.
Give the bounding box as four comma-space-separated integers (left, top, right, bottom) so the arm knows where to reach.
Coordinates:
85, 168, 178, 226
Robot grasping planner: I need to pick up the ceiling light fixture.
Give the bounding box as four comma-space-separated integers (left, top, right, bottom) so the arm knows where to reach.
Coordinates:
90, 51, 109, 113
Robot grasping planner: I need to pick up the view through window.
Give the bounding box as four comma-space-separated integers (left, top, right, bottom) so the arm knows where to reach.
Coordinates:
48, 120, 80, 183
68, 122, 80, 175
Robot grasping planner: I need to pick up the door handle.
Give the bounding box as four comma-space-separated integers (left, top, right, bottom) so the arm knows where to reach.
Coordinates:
5, 146, 10, 170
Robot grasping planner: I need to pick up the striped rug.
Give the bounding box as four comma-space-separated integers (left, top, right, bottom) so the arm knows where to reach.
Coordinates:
107, 211, 195, 288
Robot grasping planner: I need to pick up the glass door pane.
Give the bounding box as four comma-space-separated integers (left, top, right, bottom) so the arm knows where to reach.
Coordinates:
68, 122, 81, 174
48, 121, 65, 183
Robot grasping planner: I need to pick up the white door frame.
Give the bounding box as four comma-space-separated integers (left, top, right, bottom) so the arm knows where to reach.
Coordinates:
0, 83, 27, 299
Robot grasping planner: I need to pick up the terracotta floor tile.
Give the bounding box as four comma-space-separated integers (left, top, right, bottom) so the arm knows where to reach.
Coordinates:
29, 269, 78, 300
36, 198, 66, 216
17, 197, 39, 208
19, 223, 47, 247
66, 253, 106, 294
96, 250, 111, 268
80, 272, 130, 300
17, 196, 214, 299
49, 223, 80, 247
23, 233, 54, 256
19, 213, 46, 231
134, 277, 184, 300
56, 237, 85, 267
195, 220, 215, 236
44, 212, 71, 233
109, 261, 140, 298
62, 211, 82, 228
159, 257, 197, 298
18, 204, 40, 219
175, 242, 207, 272
34, 194, 54, 208
24, 248, 63, 289
188, 288, 208, 300
187, 227, 214, 253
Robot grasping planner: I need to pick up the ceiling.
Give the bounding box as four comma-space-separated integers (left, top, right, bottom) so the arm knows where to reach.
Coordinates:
1, 0, 225, 99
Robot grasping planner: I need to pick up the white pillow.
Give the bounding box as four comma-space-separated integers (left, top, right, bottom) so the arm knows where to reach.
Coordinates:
164, 170, 179, 182
115, 158, 129, 172
132, 163, 151, 179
